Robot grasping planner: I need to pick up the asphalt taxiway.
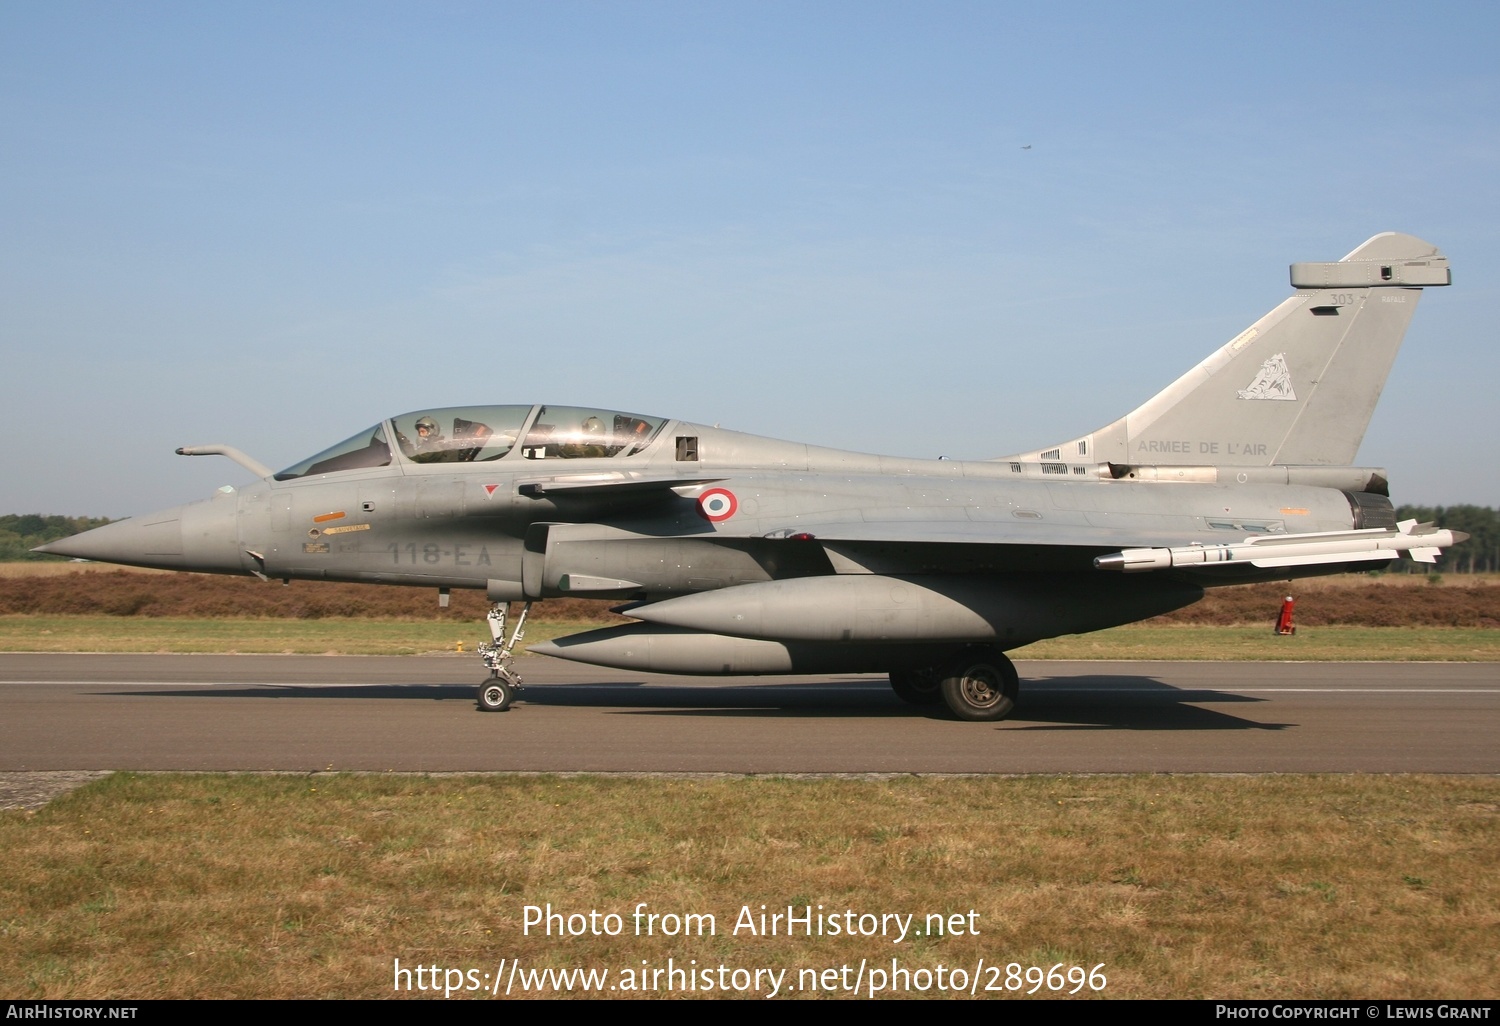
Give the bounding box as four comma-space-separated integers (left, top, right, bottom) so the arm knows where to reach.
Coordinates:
2, 653, 1497, 774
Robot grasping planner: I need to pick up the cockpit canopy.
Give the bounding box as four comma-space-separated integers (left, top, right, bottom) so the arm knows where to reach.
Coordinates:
274, 404, 668, 480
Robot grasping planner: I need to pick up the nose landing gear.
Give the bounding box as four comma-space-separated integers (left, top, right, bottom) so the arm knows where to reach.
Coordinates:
476, 601, 532, 712
478, 675, 518, 712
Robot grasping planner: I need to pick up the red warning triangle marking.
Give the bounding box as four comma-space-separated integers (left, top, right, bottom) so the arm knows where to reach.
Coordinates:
483, 484, 500, 497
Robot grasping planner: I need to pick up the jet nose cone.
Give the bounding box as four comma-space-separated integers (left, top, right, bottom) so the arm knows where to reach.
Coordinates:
32, 491, 245, 574
32, 508, 189, 567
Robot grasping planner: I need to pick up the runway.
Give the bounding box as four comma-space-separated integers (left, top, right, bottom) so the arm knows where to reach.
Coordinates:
2, 653, 1497, 774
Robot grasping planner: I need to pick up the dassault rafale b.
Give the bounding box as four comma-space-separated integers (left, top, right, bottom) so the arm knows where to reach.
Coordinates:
40, 233, 1466, 720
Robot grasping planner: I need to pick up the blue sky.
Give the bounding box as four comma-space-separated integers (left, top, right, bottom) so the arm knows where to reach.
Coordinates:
3, 1, 1497, 514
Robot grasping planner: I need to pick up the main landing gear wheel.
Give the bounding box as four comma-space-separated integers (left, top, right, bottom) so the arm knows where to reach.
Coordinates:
938, 649, 1019, 722
477, 674, 518, 712
889, 668, 943, 706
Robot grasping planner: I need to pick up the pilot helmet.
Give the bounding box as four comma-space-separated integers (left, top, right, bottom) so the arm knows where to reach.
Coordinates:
414, 416, 439, 436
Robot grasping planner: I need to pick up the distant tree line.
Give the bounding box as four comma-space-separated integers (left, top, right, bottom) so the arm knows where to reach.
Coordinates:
3, 507, 1498, 571
0, 514, 113, 562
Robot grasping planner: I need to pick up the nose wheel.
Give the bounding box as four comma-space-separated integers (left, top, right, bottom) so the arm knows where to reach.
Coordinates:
476, 601, 532, 712
478, 670, 520, 712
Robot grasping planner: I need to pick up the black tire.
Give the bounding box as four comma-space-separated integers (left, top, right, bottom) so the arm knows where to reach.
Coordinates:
477, 677, 516, 712
889, 668, 944, 706
938, 650, 1019, 722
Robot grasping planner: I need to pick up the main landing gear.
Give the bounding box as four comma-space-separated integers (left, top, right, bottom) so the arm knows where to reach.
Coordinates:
888, 667, 943, 706
891, 647, 1020, 722
476, 602, 533, 712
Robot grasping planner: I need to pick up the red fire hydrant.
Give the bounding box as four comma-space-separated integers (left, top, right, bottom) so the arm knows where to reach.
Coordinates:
1275, 595, 1296, 636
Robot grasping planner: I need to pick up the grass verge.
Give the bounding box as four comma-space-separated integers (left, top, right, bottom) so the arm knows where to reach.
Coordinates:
0, 616, 584, 655
1, 773, 1496, 999
1, 615, 1498, 660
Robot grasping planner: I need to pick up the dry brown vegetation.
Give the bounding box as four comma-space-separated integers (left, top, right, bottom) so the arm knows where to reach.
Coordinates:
1155, 579, 1500, 628
2, 773, 1496, 999
2, 566, 1498, 627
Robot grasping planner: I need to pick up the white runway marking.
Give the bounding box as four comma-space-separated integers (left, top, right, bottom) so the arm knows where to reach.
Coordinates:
4, 680, 1499, 695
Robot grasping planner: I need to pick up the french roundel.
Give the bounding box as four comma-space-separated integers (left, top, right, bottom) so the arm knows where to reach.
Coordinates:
697, 487, 738, 522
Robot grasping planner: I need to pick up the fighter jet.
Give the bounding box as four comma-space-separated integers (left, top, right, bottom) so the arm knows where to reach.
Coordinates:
39, 232, 1466, 720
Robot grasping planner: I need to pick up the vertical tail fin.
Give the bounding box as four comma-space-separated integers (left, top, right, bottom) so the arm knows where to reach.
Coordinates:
1005, 232, 1450, 469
